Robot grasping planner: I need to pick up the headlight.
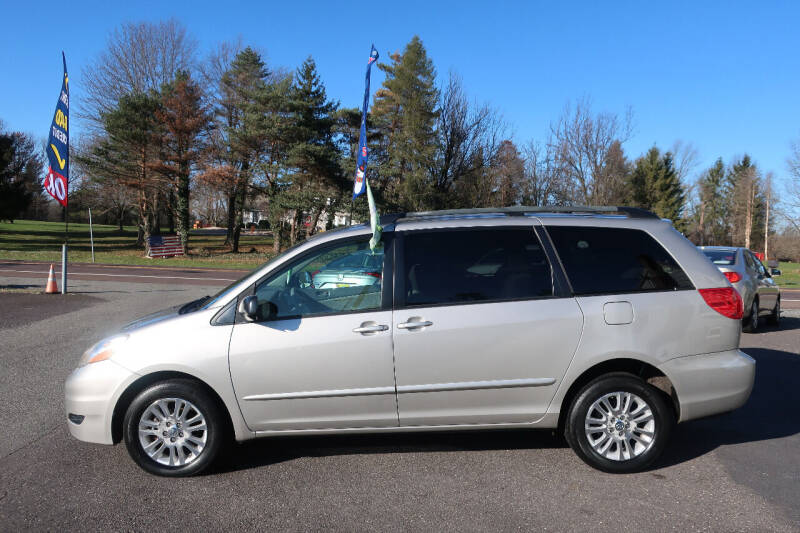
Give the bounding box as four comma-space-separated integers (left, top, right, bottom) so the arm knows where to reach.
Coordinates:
78, 335, 129, 366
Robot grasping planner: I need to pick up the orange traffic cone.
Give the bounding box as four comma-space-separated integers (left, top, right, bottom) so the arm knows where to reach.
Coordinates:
45, 264, 59, 294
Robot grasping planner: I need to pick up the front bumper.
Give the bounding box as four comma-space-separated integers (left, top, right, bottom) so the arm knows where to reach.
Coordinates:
64, 359, 137, 444
659, 349, 755, 423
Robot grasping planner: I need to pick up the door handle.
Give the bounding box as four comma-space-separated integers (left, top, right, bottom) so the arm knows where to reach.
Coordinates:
352, 324, 389, 334
397, 320, 433, 330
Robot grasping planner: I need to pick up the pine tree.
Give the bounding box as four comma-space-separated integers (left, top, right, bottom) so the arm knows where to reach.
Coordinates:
726, 156, 765, 249
80, 92, 163, 245
0, 127, 42, 222
154, 71, 210, 253
492, 140, 524, 206
282, 56, 342, 241
372, 36, 439, 211
697, 158, 727, 245
595, 140, 630, 205
218, 47, 272, 252
629, 146, 685, 227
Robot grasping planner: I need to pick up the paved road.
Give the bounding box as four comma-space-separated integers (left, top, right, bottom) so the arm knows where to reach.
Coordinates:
0, 260, 249, 287
0, 275, 798, 532
782, 288, 800, 310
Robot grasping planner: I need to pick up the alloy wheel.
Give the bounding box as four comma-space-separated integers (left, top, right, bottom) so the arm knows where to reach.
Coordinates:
137, 397, 208, 467
584, 391, 656, 461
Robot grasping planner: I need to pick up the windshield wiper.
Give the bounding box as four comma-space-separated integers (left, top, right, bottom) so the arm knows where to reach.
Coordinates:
179, 295, 211, 314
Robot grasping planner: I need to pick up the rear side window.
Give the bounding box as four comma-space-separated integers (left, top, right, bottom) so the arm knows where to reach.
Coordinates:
403, 228, 553, 307
702, 249, 737, 266
546, 226, 693, 295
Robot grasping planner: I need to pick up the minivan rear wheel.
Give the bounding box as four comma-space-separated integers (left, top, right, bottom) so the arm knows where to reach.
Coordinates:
565, 373, 674, 473
123, 379, 224, 476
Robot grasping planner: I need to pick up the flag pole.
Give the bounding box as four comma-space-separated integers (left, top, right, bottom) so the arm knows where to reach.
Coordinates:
62, 197, 68, 294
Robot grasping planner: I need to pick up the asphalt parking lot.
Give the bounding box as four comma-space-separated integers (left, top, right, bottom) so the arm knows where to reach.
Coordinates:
0, 275, 798, 532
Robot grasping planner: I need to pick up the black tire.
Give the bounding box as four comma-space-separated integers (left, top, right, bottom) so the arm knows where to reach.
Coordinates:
564, 372, 674, 474
742, 299, 759, 333
767, 297, 780, 326
123, 379, 225, 477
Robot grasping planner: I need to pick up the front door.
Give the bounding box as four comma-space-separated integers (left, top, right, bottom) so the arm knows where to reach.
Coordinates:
392, 226, 583, 426
228, 236, 398, 431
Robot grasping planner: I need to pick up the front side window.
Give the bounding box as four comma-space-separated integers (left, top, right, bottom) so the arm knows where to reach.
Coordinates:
546, 226, 693, 295
402, 228, 553, 307
251, 239, 385, 321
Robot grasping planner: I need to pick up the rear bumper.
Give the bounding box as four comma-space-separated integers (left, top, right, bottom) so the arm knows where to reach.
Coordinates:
659, 349, 755, 422
64, 360, 137, 444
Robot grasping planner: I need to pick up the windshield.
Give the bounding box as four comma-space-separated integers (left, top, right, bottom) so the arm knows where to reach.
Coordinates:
702, 249, 737, 266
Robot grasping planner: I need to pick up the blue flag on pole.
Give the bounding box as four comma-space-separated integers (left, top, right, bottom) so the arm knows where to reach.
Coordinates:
353, 45, 379, 199
43, 52, 69, 207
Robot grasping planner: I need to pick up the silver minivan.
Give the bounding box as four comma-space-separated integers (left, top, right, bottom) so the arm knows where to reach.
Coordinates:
65, 207, 755, 476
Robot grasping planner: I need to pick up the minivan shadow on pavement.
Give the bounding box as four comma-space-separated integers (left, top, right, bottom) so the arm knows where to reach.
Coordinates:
212, 428, 566, 475
213, 322, 800, 476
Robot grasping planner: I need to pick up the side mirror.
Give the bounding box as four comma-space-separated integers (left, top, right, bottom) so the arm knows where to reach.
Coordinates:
239, 295, 260, 322
771, 268, 782, 276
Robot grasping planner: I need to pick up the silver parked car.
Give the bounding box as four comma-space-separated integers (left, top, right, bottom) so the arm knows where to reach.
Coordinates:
311, 248, 383, 289
65, 206, 755, 476
698, 246, 781, 332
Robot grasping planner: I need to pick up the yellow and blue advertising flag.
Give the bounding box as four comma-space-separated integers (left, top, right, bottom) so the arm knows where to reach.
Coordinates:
43, 52, 69, 207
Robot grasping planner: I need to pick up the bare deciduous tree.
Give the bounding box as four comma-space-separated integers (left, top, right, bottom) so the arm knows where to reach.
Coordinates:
81, 19, 197, 129
786, 137, 800, 228
670, 140, 700, 182
549, 97, 633, 205
434, 72, 505, 208
520, 140, 569, 206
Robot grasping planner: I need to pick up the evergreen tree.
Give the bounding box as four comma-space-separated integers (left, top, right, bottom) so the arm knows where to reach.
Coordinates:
281, 56, 342, 241
492, 140, 524, 206
697, 158, 727, 245
372, 36, 439, 211
629, 146, 685, 227
80, 92, 163, 245
0, 125, 44, 222
218, 47, 273, 252
595, 140, 630, 205
725, 155, 763, 249
0, 130, 37, 223
153, 71, 210, 254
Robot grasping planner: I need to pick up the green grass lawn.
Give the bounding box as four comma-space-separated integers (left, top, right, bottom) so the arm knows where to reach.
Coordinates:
3, 219, 799, 281
0, 219, 276, 269
776, 261, 800, 288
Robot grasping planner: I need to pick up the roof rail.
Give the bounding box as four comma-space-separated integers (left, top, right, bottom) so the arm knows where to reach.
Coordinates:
380, 206, 659, 224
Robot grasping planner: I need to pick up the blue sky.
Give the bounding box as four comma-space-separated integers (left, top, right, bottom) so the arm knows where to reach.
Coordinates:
2, 0, 798, 190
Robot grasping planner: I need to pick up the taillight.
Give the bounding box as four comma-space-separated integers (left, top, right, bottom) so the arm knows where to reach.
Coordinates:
698, 287, 743, 320
311, 270, 320, 277
723, 271, 741, 283
365, 272, 381, 279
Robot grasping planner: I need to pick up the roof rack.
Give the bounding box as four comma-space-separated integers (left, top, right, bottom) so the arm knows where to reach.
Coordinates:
380, 206, 659, 225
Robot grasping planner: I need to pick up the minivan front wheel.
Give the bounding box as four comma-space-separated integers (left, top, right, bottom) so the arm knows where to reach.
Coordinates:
123, 379, 224, 476
565, 373, 673, 473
